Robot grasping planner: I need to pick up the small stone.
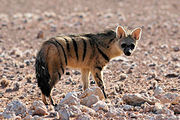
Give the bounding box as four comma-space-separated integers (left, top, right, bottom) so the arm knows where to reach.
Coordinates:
92, 101, 108, 112
33, 106, 48, 116
31, 100, 47, 111
73, 70, 81, 75
153, 103, 163, 114
79, 105, 96, 116
4, 100, 27, 117
79, 87, 105, 100
142, 102, 154, 112
156, 92, 179, 104
154, 86, 164, 96
24, 115, 33, 120
72, 81, 76, 85
58, 107, 70, 120
43, 11, 56, 18
77, 113, 91, 120
173, 46, 180, 52
123, 105, 134, 111
13, 82, 20, 91
60, 92, 80, 105
165, 73, 178, 78
80, 94, 99, 107
119, 73, 127, 81
19, 64, 24, 68
0, 78, 10, 88
68, 105, 82, 117
122, 93, 156, 106
170, 103, 180, 114
2, 111, 16, 119
49, 111, 58, 117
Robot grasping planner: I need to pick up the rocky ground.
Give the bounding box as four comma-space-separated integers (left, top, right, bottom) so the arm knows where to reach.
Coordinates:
0, 0, 180, 119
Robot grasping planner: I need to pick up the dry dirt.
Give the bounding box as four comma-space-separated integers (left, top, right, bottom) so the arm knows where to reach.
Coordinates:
0, 0, 180, 119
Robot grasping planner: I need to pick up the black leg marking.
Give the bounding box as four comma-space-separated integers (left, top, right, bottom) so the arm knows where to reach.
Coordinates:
58, 72, 61, 79
95, 73, 107, 99
82, 39, 87, 61
61, 66, 64, 74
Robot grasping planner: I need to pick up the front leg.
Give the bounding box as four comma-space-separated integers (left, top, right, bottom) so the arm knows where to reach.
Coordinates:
91, 67, 107, 99
81, 68, 90, 90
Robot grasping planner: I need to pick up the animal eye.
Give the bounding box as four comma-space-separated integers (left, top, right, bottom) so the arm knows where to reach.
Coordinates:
130, 44, 135, 49
121, 43, 126, 48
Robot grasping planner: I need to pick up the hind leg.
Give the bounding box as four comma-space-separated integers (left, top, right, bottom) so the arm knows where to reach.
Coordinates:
49, 72, 60, 106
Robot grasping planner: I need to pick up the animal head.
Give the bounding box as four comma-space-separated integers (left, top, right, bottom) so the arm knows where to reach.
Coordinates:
115, 26, 142, 56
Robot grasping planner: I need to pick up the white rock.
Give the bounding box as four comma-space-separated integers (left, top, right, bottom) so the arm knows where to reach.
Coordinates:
123, 105, 134, 111
15, 116, 21, 120
122, 93, 156, 106
68, 105, 82, 117
155, 114, 178, 120
60, 92, 80, 105
43, 11, 56, 18
0, 112, 3, 119
80, 94, 99, 107
154, 86, 164, 96
154, 103, 174, 115
4, 100, 27, 117
31, 100, 46, 110
156, 92, 180, 104
24, 115, 33, 120
170, 103, 180, 114
13, 13, 23, 19
0, 14, 9, 22
58, 107, 70, 120
79, 87, 105, 100
112, 56, 129, 62
77, 113, 91, 120
154, 103, 163, 114
92, 101, 108, 112
143, 102, 154, 112
30, 100, 48, 116
33, 115, 43, 120
79, 105, 96, 116
2, 111, 16, 119
119, 73, 127, 81
33, 106, 48, 116
105, 106, 118, 117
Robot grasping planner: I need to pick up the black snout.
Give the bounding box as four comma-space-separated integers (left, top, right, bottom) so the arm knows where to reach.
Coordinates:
124, 48, 131, 56
124, 51, 131, 56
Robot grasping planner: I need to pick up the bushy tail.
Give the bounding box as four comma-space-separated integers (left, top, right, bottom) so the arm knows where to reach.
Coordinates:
35, 49, 51, 97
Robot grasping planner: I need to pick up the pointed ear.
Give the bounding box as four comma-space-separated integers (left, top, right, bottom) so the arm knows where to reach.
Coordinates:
131, 27, 142, 40
116, 26, 126, 39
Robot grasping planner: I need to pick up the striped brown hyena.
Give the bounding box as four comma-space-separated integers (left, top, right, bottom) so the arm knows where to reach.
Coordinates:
35, 26, 142, 105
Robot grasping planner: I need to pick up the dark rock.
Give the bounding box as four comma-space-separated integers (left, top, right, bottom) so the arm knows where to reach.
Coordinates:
165, 73, 178, 78
73, 71, 81, 75
173, 46, 180, 52
37, 31, 44, 39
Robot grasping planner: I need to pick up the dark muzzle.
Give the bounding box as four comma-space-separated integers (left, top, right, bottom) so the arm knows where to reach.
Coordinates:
124, 48, 131, 56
